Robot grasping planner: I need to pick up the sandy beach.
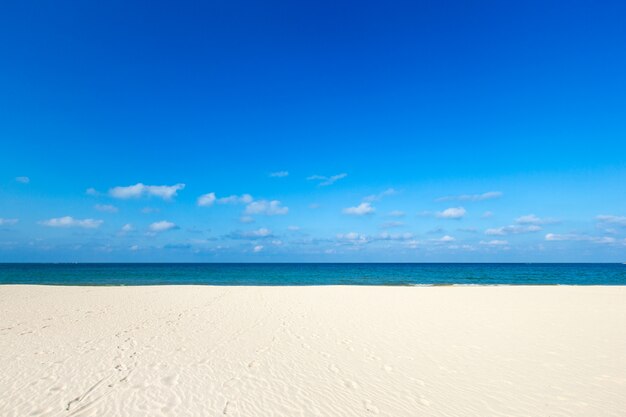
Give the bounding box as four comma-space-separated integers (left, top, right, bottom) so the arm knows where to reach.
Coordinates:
1, 285, 625, 416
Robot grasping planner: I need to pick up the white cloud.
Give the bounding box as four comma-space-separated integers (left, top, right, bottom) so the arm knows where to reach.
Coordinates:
597, 215, 626, 226
438, 235, 456, 242
436, 207, 466, 219
15, 176, 30, 184
545, 233, 617, 244
363, 188, 397, 202
218, 194, 254, 204
485, 225, 541, 235
245, 200, 288, 215
288, 225, 301, 231
253, 245, 264, 253
436, 191, 502, 202
378, 232, 414, 241
85, 188, 100, 196
307, 173, 347, 186
336, 232, 369, 244
247, 228, 272, 237
141, 207, 159, 214
40, 216, 103, 228
94, 204, 118, 213
109, 183, 185, 200
240, 216, 255, 224
343, 202, 375, 216
130, 245, 140, 251
515, 214, 555, 225
482, 211, 494, 218
0, 218, 19, 226
149, 220, 177, 232
197, 192, 216, 207
388, 210, 405, 217
480, 239, 509, 246
121, 224, 133, 232
269, 171, 289, 178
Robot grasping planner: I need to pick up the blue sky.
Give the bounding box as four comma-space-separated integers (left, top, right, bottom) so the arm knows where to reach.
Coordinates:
1, 0, 625, 262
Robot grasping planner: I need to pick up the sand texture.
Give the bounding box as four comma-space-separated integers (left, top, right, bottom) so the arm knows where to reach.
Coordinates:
1, 285, 625, 416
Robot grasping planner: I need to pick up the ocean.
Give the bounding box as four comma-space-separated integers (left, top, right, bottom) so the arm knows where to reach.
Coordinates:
0, 263, 625, 286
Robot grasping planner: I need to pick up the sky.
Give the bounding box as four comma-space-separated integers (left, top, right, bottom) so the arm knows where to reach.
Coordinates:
1, 0, 625, 262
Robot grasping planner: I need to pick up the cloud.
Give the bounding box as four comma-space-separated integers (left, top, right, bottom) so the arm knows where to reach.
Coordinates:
94, 204, 118, 213
545, 233, 617, 244
515, 214, 556, 225
307, 173, 347, 186
288, 225, 301, 231
436, 191, 502, 202
436, 207, 466, 219
141, 207, 159, 214
227, 228, 274, 240
596, 215, 626, 227
436, 235, 456, 242
129, 245, 140, 251
218, 194, 254, 204
253, 245, 264, 253
485, 225, 541, 235
388, 210, 405, 218
40, 216, 103, 228
343, 202, 375, 216
15, 176, 30, 184
240, 216, 255, 224
363, 188, 397, 202
149, 220, 177, 232
197, 192, 216, 207
246, 228, 272, 237
480, 239, 509, 246
336, 232, 369, 244
109, 183, 185, 200
0, 218, 19, 226
245, 200, 288, 215
121, 224, 133, 232
269, 171, 289, 178
378, 232, 414, 241
482, 211, 494, 218
85, 188, 100, 196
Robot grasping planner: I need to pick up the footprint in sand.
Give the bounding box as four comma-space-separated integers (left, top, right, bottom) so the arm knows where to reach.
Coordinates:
418, 397, 431, 406
363, 399, 380, 414
344, 380, 359, 389
161, 374, 179, 386
223, 401, 237, 415
328, 364, 340, 374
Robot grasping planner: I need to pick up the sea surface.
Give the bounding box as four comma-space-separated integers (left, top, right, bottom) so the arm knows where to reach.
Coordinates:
0, 263, 625, 286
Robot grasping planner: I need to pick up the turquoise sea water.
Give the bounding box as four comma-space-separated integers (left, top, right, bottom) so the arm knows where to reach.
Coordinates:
0, 263, 625, 286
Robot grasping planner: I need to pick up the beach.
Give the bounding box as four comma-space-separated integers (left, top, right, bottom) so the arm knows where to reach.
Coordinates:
1, 285, 625, 417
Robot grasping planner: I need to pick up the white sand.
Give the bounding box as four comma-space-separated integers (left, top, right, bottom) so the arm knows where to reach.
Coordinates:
0, 285, 625, 417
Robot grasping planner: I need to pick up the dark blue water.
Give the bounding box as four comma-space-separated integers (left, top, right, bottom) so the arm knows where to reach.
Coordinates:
0, 263, 625, 286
